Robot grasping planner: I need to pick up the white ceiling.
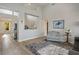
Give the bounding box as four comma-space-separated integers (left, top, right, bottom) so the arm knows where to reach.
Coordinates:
0, 3, 49, 8
31, 3, 49, 8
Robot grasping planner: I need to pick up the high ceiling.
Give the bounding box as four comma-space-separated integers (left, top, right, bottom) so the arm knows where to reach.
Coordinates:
0, 3, 49, 8
31, 3, 49, 8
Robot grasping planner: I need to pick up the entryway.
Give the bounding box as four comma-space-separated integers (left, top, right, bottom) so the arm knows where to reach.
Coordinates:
0, 15, 18, 41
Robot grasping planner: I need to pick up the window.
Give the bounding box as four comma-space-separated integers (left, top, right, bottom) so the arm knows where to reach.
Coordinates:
0, 9, 12, 15
0, 9, 19, 16
14, 12, 19, 16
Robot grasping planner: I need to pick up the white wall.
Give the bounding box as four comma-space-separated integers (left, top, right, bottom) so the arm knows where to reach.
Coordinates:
17, 5, 44, 42
0, 4, 45, 42
18, 12, 44, 42
43, 3, 79, 44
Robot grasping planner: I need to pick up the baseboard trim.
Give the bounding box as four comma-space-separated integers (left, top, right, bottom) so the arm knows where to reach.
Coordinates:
18, 35, 45, 42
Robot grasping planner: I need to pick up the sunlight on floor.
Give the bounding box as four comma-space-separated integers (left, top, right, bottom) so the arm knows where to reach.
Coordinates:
2, 34, 11, 48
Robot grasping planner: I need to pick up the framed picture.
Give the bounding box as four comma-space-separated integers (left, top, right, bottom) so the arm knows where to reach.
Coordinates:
4, 22, 10, 30
53, 20, 64, 29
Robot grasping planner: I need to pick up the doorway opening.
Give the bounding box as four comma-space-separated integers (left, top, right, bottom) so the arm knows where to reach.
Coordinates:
0, 16, 18, 41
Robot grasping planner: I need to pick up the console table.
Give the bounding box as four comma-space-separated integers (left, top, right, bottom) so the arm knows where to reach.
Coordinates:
64, 32, 71, 45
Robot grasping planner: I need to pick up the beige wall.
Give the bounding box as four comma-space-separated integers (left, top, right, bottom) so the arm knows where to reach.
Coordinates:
43, 3, 79, 44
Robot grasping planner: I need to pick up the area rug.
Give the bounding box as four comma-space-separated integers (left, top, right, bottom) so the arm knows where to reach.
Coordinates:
26, 41, 69, 55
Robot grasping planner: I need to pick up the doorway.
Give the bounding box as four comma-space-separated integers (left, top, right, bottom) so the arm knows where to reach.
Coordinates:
0, 16, 17, 40
14, 23, 17, 40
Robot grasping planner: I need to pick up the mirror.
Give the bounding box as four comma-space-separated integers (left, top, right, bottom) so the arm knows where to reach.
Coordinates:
24, 13, 39, 30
